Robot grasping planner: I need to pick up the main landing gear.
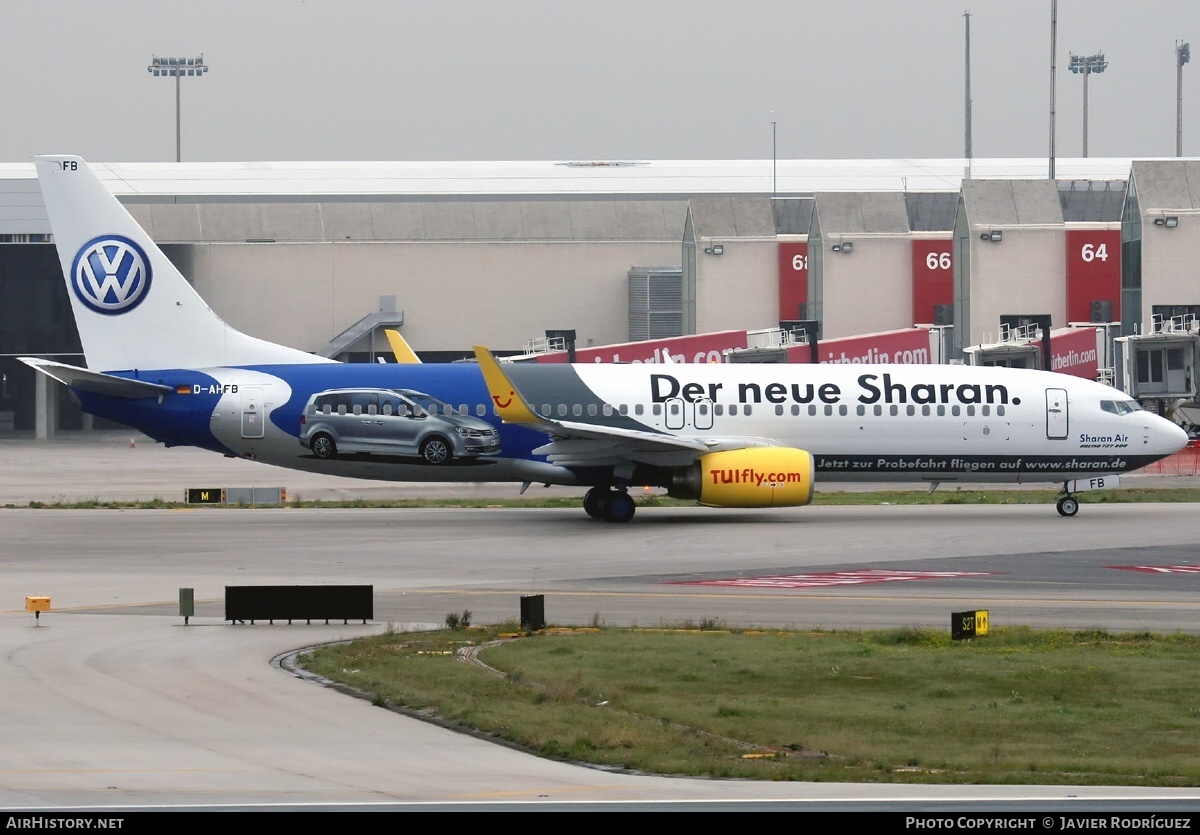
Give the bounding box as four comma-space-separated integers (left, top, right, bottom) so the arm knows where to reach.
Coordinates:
583, 486, 637, 523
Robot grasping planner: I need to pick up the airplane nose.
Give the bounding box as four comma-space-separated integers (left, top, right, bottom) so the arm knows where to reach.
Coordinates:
1157, 416, 1190, 455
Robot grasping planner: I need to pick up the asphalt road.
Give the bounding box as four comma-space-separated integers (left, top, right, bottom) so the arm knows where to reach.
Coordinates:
2, 433, 1200, 810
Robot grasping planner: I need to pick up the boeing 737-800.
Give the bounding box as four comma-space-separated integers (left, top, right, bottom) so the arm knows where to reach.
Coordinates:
20, 156, 1189, 522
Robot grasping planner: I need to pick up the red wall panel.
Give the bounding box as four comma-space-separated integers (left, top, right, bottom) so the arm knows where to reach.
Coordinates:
911, 240, 954, 325
777, 242, 808, 321
1065, 230, 1121, 325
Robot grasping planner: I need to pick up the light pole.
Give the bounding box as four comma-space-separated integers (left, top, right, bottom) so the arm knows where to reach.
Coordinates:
964, 11, 972, 166
147, 55, 208, 162
1178, 42, 1190, 157
1068, 52, 1107, 157
771, 119, 776, 196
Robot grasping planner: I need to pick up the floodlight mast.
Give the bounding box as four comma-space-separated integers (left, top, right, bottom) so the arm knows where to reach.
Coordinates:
1068, 52, 1107, 158
147, 55, 208, 162
1178, 42, 1191, 157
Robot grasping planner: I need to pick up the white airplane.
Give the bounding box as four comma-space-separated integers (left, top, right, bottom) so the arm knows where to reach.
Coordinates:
21, 155, 1190, 522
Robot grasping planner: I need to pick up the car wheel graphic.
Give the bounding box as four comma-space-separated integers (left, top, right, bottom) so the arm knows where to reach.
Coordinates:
420, 436, 452, 465
310, 433, 337, 459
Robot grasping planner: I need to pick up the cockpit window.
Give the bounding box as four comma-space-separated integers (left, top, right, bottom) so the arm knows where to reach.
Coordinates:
1100, 399, 1143, 415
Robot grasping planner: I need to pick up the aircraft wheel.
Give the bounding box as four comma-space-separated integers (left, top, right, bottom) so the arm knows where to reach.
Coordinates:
1056, 496, 1079, 517
310, 433, 337, 459
583, 487, 606, 519
420, 436, 453, 465
602, 490, 636, 523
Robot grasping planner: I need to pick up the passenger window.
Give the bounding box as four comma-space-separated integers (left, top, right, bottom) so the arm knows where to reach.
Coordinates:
808, 405, 817, 416
602, 404, 612, 416
619, 404, 629, 415
635, 404, 644, 416
729, 405, 739, 416
337, 405, 347, 416
477, 404, 486, 417
824, 405, 833, 416
653, 404, 662, 416
838, 405, 847, 416
743, 405, 752, 416
966, 405, 975, 416
997, 405, 1005, 416
557, 404, 567, 417
714, 404, 723, 416
573, 404, 583, 416
922, 405, 930, 416
890, 405, 898, 416
382, 403, 393, 415
981, 405, 990, 416
791, 405, 800, 416
952, 405, 961, 416
587, 404, 597, 416
873, 405, 882, 416
367, 404, 377, 415
322, 405, 332, 416
937, 405, 946, 416
775, 405, 784, 416
906, 405, 915, 416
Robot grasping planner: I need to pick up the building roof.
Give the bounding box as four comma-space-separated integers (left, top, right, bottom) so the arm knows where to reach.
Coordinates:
960, 179, 1065, 227
0, 156, 1170, 236
125, 200, 689, 243
1129, 160, 1200, 211
813, 192, 911, 235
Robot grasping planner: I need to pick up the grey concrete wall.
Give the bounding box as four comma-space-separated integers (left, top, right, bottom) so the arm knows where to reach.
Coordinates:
188, 240, 681, 353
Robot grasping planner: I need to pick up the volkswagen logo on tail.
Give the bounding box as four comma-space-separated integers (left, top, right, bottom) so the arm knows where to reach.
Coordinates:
71, 235, 152, 315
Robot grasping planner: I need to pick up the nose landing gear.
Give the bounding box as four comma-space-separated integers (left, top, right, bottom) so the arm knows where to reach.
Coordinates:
1055, 492, 1080, 517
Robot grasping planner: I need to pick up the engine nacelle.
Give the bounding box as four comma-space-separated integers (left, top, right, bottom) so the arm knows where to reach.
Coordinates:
668, 447, 815, 508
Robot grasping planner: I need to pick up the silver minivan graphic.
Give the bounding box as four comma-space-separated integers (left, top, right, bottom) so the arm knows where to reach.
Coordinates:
299, 388, 500, 464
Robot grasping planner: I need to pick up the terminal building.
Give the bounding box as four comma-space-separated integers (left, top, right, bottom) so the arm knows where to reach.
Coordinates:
1, 157, 1197, 435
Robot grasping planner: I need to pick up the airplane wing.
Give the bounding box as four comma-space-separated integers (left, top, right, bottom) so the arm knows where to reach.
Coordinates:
19, 358, 174, 398
473, 346, 771, 468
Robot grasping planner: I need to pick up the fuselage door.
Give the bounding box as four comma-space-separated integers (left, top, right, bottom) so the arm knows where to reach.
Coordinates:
693, 397, 714, 431
664, 396, 685, 430
241, 386, 265, 439
1045, 387, 1068, 440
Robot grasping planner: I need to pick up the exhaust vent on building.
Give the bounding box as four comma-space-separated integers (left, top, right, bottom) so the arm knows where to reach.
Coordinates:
1090, 300, 1113, 323
628, 267, 682, 341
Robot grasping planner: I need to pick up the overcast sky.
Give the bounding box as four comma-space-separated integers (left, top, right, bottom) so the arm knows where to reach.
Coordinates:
2, 0, 1197, 163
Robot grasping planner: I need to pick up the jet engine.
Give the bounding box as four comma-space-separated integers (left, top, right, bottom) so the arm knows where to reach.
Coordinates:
668, 447, 815, 508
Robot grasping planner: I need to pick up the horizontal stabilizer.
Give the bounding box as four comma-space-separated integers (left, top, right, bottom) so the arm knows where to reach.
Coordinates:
19, 358, 173, 398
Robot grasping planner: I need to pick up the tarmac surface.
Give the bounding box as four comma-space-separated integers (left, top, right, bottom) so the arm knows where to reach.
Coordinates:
3, 432, 1200, 810
4, 431, 1197, 505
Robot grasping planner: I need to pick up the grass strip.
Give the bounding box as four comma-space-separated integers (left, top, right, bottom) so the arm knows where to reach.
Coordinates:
301, 625, 1200, 785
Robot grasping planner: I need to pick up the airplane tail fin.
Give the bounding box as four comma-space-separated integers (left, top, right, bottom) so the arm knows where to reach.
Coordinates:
384, 329, 422, 364
473, 345, 543, 425
34, 155, 333, 372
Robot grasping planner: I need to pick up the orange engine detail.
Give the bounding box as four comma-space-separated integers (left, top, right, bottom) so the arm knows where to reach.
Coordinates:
668, 447, 815, 508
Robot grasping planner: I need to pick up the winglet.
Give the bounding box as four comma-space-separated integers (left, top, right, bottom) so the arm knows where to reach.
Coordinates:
473, 346, 542, 424
384, 329, 421, 364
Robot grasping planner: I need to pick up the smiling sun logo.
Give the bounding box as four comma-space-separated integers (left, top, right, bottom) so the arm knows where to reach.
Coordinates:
492, 390, 515, 409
